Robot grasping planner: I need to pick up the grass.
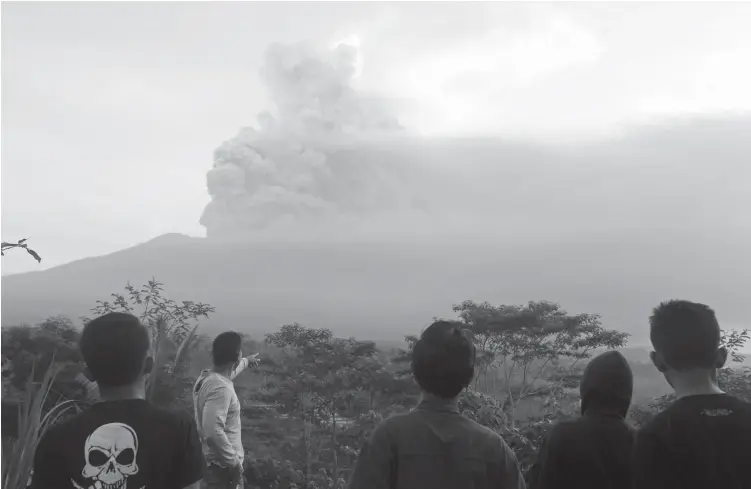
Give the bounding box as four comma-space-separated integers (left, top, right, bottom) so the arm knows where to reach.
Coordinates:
1, 361, 83, 489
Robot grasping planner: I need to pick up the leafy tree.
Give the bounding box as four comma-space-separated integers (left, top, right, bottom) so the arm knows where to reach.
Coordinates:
398, 301, 628, 424
1, 238, 41, 263
259, 323, 384, 485
81, 279, 214, 407
1, 317, 87, 405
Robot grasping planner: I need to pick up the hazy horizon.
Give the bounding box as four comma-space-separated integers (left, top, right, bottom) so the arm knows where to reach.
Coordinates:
2, 3, 750, 341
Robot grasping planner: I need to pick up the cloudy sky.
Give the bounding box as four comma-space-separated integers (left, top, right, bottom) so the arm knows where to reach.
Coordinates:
2, 1, 751, 275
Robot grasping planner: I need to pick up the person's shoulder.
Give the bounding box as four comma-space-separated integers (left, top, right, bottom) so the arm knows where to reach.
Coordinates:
39, 413, 80, 445
725, 395, 751, 412
37, 409, 96, 452
545, 417, 582, 439
637, 406, 673, 436
462, 415, 504, 439
196, 373, 231, 394
144, 404, 195, 430
375, 410, 412, 431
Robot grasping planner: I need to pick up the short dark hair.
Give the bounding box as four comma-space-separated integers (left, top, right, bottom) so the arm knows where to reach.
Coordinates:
212, 331, 242, 367
650, 300, 721, 370
411, 320, 476, 399
80, 312, 150, 387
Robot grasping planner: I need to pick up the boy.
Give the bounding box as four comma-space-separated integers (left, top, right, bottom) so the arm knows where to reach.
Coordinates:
31, 312, 204, 489
632, 300, 751, 489
348, 320, 526, 489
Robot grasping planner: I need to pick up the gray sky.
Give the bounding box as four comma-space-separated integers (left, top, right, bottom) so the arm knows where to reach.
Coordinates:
2, 1, 751, 275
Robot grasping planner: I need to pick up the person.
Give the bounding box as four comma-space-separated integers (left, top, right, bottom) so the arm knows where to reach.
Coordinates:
31, 312, 204, 489
348, 320, 526, 489
528, 350, 635, 489
193, 332, 258, 489
632, 300, 751, 489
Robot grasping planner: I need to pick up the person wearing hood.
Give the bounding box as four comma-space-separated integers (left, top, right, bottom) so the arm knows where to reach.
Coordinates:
193, 332, 259, 489
528, 350, 635, 489
348, 320, 526, 489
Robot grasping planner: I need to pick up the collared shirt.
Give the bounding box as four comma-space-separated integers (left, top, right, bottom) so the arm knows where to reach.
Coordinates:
348, 396, 526, 489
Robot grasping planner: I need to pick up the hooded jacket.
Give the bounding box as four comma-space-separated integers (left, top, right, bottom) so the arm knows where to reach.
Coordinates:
528, 350, 635, 489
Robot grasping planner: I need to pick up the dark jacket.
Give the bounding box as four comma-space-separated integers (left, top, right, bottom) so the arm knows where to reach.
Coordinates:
348, 396, 526, 489
528, 350, 635, 489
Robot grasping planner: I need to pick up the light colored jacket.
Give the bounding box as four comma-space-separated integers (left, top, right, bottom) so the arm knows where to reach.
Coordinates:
192, 358, 250, 467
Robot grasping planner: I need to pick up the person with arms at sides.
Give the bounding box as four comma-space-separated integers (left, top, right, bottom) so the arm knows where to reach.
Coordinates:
528, 350, 635, 489
348, 320, 526, 489
193, 332, 259, 489
632, 300, 751, 489
31, 312, 204, 489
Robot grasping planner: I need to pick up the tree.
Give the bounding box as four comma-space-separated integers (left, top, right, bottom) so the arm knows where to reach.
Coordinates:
450, 300, 628, 423
259, 323, 383, 486
1, 317, 87, 405
81, 279, 214, 407
1, 238, 41, 263
1, 318, 90, 443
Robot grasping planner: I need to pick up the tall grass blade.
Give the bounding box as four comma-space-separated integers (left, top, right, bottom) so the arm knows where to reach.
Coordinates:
2, 359, 81, 489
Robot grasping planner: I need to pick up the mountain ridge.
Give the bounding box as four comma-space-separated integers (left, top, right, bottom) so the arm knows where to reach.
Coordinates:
3, 232, 749, 344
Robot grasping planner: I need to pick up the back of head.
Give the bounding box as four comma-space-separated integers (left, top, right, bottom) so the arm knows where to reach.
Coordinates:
80, 312, 150, 388
411, 320, 476, 399
212, 331, 242, 368
649, 300, 723, 371
579, 350, 633, 417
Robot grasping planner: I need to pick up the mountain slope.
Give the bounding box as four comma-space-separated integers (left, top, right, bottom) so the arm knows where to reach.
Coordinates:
2, 231, 749, 343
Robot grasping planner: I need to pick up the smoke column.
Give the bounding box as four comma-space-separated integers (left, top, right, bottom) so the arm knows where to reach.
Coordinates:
200, 42, 416, 240
200, 42, 751, 243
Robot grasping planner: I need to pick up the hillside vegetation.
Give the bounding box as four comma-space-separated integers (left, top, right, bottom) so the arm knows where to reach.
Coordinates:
2, 279, 749, 489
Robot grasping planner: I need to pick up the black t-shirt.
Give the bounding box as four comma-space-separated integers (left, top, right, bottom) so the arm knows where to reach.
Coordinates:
31, 399, 204, 489
632, 393, 751, 489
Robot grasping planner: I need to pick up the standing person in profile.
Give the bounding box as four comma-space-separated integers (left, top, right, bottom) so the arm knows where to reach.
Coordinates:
348, 320, 526, 489
528, 350, 635, 489
193, 332, 258, 489
632, 300, 751, 489
31, 312, 205, 489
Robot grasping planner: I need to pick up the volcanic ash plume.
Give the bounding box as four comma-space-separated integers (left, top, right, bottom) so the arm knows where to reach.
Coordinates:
199, 42, 409, 239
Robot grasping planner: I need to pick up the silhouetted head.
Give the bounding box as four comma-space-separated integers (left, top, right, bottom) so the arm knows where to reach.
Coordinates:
579, 350, 633, 418
80, 312, 153, 388
212, 331, 243, 370
411, 320, 476, 399
649, 300, 727, 385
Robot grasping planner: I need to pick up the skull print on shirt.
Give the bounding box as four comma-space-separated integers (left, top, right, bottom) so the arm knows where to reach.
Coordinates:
74, 422, 144, 489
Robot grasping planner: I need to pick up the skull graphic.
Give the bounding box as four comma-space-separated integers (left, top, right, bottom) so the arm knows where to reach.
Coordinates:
82, 423, 139, 489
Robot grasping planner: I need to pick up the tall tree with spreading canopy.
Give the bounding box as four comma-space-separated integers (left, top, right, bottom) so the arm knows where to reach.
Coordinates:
452, 300, 629, 423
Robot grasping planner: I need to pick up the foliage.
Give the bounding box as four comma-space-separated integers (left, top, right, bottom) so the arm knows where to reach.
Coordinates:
8, 295, 746, 489
255, 323, 397, 486
1, 318, 90, 422
81, 279, 211, 407
1, 238, 41, 263
2, 361, 84, 489
81, 278, 214, 344
2, 317, 83, 391
398, 301, 628, 423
